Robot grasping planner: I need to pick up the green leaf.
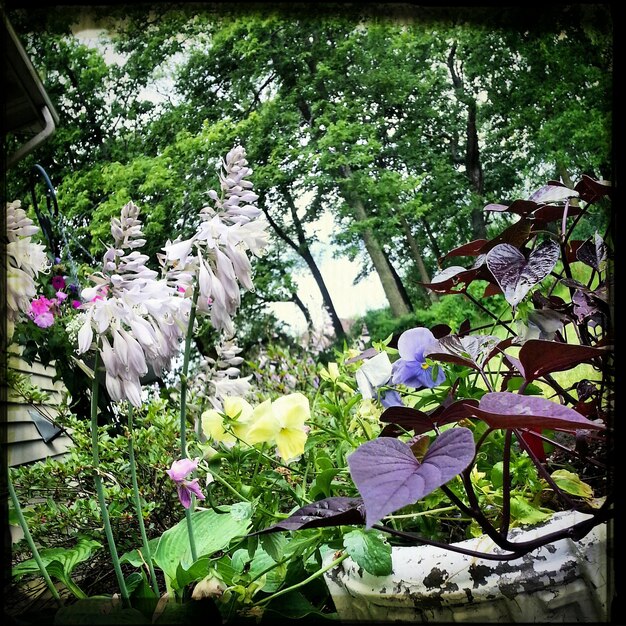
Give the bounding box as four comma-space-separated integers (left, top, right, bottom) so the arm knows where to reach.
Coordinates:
153, 505, 252, 584
249, 549, 287, 592
13, 537, 101, 599
343, 529, 392, 576
308, 468, 341, 500
260, 533, 287, 562
550, 469, 594, 499
175, 556, 210, 590
490, 462, 504, 489
120, 538, 160, 567
509, 496, 552, 526
265, 590, 335, 620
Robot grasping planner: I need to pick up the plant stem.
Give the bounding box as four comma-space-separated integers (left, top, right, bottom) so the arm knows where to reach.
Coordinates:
256, 552, 349, 606
7, 470, 63, 606
500, 430, 512, 536
180, 287, 199, 562
90, 352, 130, 606
127, 408, 160, 595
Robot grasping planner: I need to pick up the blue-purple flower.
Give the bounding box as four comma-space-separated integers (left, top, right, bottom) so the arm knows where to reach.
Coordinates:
379, 389, 404, 408
391, 327, 445, 389
166, 458, 206, 509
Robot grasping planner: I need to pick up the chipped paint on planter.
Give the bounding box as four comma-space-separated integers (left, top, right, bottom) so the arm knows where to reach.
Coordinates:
324, 510, 608, 622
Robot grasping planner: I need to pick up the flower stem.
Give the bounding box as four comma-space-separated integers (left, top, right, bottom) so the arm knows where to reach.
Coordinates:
180, 287, 200, 562
127, 407, 160, 596
7, 470, 62, 606
90, 352, 130, 606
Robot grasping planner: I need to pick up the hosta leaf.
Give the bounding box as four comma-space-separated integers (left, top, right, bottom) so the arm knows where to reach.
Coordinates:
153, 505, 252, 583
487, 240, 560, 307
13, 536, 101, 598
470, 392, 604, 431
253, 497, 365, 534
348, 429, 475, 528
343, 529, 392, 576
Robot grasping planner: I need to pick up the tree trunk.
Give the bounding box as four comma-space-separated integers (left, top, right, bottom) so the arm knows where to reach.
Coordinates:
399, 216, 438, 303
447, 42, 487, 241
339, 166, 411, 318
261, 189, 347, 342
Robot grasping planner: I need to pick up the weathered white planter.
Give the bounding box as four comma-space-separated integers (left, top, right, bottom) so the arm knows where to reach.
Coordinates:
324, 510, 609, 622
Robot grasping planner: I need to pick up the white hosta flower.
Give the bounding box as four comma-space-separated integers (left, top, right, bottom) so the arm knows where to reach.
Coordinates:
5, 201, 50, 339
76, 201, 188, 406
162, 145, 268, 336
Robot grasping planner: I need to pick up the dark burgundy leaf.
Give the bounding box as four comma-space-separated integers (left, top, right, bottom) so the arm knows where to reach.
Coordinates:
252, 497, 365, 534
528, 183, 578, 204
381, 400, 478, 435
442, 239, 488, 260
532, 203, 583, 224
564, 240, 586, 263
479, 218, 533, 255
574, 175, 613, 203
486, 240, 560, 307
483, 282, 503, 297
576, 380, 598, 402
470, 392, 604, 432
348, 429, 475, 528
576, 234, 608, 271
420, 266, 478, 293
517, 339, 610, 382
430, 324, 452, 339
484, 200, 538, 216
428, 334, 500, 371
379, 423, 407, 438
459, 319, 472, 336
572, 290, 599, 323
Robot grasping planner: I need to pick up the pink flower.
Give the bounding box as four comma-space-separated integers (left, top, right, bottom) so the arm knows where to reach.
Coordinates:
166, 458, 205, 509
30, 295, 54, 317
51, 275, 66, 290
56, 291, 68, 302
29, 296, 56, 327
33, 312, 55, 328
72, 300, 82, 309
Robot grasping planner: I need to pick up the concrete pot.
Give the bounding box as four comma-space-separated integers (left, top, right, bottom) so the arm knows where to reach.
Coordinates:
324, 510, 610, 622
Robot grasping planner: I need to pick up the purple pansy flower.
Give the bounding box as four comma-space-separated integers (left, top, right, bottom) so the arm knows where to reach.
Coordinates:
379, 389, 404, 408
391, 327, 446, 389
166, 458, 206, 509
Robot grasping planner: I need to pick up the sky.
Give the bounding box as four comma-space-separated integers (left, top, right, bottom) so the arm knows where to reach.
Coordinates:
268, 234, 387, 336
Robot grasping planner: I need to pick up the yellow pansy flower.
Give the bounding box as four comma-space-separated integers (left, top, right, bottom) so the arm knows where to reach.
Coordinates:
246, 393, 311, 462
201, 396, 254, 446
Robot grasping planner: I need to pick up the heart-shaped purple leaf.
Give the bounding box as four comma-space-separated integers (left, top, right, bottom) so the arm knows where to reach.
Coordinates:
470, 392, 604, 432
517, 339, 610, 381
252, 497, 365, 535
576, 233, 608, 271
348, 429, 475, 528
528, 183, 578, 204
487, 240, 560, 307
380, 400, 478, 436
574, 174, 612, 203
